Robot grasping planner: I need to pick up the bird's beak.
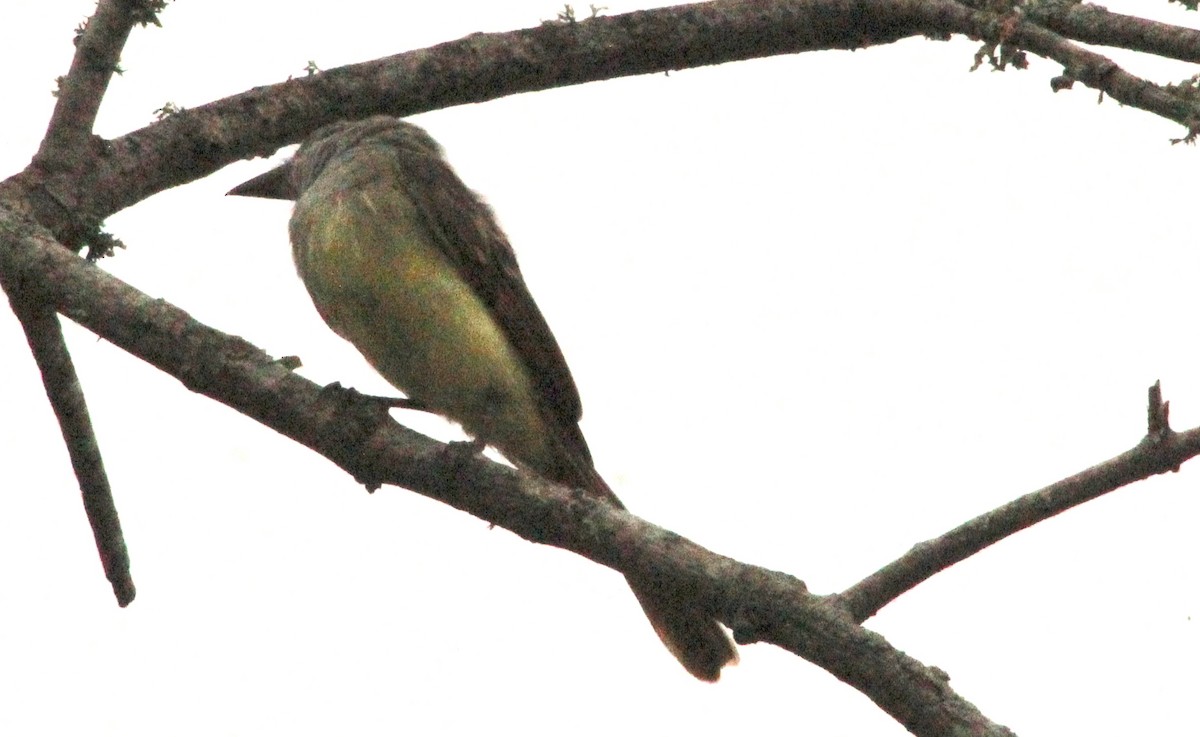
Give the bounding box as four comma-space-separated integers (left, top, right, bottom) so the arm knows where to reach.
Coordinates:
227, 162, 296, 200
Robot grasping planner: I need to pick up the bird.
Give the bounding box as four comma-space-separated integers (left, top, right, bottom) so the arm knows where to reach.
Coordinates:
228, 116, 737, 680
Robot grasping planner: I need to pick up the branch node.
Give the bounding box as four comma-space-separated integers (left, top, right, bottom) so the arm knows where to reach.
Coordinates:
1146, 380, 1172, 438
1050, 74, 1075, 92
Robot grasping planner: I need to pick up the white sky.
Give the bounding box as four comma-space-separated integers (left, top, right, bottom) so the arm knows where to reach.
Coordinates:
2, 1, 1199, 735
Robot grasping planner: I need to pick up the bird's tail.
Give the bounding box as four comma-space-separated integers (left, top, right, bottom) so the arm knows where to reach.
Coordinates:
625, 571, 739, 681
578, 466, 738, 681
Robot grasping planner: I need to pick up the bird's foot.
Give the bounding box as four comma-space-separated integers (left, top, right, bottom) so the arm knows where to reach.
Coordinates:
320, 382, 434, 413
374, 395, 433, 412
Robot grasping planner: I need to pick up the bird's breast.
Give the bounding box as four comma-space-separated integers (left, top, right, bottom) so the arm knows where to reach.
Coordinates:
288, 182, 554, 470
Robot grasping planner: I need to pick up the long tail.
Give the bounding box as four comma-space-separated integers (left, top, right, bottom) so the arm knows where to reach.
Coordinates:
579, 466, 738, 681
625, 571, 739, 681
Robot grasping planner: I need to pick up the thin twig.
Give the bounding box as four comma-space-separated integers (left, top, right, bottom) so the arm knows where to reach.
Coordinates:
995, 11, 1200, 134
836, 382, 1193, 623
990, 0, 1200, 65
42, 0, 1191, 225
1, 288, 134, 606
37, 0, 150, 170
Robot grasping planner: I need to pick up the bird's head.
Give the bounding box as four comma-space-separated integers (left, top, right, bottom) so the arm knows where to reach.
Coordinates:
227, 116, 441, 200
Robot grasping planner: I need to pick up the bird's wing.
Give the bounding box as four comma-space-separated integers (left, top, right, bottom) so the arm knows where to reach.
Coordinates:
391, 144, 592, 464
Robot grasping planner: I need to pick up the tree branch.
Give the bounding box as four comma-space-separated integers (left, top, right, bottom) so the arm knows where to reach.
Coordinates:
835, 381, 1191, 623
0, 287, 134, 606
77, 0, 936, 218
7, 0, 1197, 245
996, 11, 1200, 134
37, 0, 165, 171
0, 0, 169, 608
7, 0, 1200, 731
0, 195, 1022, 737
4, 0, 1170, 226
997, 0, 1200, 65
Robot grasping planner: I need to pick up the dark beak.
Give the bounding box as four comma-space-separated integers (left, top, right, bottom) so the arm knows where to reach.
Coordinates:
227, 162, 296, 200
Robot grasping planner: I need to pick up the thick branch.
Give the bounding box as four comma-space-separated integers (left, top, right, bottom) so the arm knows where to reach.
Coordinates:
11, 1, 1010, 219
0, 204, 1016, 737
78, 0, 935, 217
8, 0, 1196, 239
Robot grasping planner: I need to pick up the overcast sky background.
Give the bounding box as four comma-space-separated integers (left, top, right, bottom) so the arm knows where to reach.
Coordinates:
2, 1, 1199, 735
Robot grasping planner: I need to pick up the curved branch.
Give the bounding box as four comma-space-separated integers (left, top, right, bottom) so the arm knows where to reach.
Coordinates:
0, 203, 1017, 737
89, 1, 1200, 217
79, 0, 935, 218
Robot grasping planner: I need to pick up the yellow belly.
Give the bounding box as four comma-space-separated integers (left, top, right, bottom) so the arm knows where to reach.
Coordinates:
289, 179, 553, 471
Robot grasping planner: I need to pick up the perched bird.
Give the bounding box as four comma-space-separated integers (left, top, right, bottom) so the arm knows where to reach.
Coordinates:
228, 116, 737, 680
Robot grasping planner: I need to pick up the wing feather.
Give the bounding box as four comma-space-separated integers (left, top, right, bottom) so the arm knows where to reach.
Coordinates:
388, 138, 594, 467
